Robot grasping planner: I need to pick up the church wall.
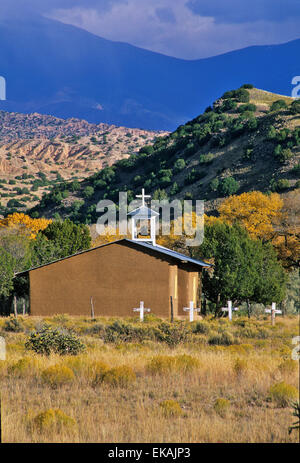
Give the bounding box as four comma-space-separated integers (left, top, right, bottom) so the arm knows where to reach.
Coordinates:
29, 242, 173, 318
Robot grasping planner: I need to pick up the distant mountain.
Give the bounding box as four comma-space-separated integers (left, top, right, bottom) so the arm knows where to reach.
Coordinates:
27, 87, 300, 223
0, 110, 166, 214
0, 16, 299, 130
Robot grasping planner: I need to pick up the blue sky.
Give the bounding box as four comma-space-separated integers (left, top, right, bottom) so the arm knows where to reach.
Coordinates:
1, 0, 300, 59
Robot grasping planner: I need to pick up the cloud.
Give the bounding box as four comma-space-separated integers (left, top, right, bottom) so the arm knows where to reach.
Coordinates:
48, 0, 300, 59
186, 0, 300, 24
0, 0, 299, 59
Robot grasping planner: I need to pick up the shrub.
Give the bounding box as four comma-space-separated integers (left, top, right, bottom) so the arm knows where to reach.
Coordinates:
218, 177, 239, 196
241, 84, 254, 89
233, 358, 248, 376
270, 100, 288, 112
28, 408, 76, 433
3, 317, 24, 332
156, 322, 190, 347
25, 325, 86, 356
100, 366, 136, 388
219, 99, 237, 112
214, 398, 230, 417
292, 163, 300, 176
41, 365, 75, 388
199, 153, 214, 165
274, 145, 293, 163
103, 321, 154, 343
160, 400, 183, 418
290, 100, 300, 114
147, 355, 177, 374
192, 321, 211, 334
210, 178, 219, 192
227, 344, 253, 354
8, 357, 38, 376
269, 382, 299, 407
83, 186, 94, 199
270, 179, 290, 192
238, 103, 256, 113
89, 360, 110, 383
208, 331, 235, 346
234, 88, 250, 103
174, 354, 199, 372
174, 158, 186, 173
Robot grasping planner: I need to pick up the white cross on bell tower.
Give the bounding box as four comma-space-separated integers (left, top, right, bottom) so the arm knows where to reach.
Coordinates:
127, 189, 159, 245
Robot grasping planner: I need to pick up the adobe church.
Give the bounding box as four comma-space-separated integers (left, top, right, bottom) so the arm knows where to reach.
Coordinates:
18, 190, 210, 319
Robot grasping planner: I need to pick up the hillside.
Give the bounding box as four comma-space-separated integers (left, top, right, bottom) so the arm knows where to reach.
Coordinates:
26, 86, 300, 224
0, 111, 167, 214
0, 16, 300, 130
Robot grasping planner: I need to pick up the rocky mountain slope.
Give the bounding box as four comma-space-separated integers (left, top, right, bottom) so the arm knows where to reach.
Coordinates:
25, 86, 300, 224
0, 111, 167, 214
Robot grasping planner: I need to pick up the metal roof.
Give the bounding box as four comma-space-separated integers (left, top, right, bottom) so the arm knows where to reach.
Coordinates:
15, 238, 211, 276
127, 206, 159, 218
125, 240, 211, 267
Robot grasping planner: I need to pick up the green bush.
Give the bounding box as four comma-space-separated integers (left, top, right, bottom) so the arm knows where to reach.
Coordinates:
199, 153, 214, 165
238, 103, 256, 113
241, 84, 254, 89
3, 316, 24, 332
270, 179, 290, 192
269, 382, 298, 407
156, 322, 190, 347
210, 178, 219, 192
192, 321, 211, 334
218, 177, 239, 196
174, 158, 186, 173
103, 320, 155, 343
208, 331, 235, 346
290, 100, 300, 114
25, 325, 86, 355
270, 100, 288, 112
292, 163, 300, 176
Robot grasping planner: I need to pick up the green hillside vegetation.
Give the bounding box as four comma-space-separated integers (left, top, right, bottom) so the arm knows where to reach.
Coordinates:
18, 86, 300, 223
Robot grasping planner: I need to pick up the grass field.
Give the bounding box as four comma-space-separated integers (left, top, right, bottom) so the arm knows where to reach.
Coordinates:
0, 314, 299, 443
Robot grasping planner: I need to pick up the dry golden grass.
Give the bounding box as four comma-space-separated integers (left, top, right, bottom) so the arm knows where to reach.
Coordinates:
249, 88, 294, 107
0, 315, 299, 443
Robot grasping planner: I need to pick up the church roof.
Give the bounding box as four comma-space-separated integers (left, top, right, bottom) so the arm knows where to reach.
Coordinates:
16, 238, 211, 275
125, 240, 210, 267
127, 205, 159, 218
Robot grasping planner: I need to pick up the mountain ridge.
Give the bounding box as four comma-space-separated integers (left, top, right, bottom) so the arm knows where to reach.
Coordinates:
23, 86, 300, 223
0, 16, 299, 130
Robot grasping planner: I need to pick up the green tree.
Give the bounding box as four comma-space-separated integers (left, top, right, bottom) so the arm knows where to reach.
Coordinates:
0, 247, 15, 297
270, 100, 288, 112
191, 223, 286, 314
40, 219, 91, 259
83, 186, 94, 199
218, 177, 239, 196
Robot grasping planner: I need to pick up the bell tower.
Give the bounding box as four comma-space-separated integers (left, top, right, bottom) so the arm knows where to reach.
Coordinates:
127, 189, 159, 245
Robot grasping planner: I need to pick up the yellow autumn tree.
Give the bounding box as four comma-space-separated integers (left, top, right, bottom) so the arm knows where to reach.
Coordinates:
271, 190, 300, 268
0, 213, 52, 239
92, 226, 131, 247
217, 191, 283, 241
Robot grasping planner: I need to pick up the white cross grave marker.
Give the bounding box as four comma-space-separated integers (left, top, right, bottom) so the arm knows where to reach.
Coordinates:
133, 301, 151, 321
265, 302, 282, 326
0, 336, 6, 361
183, 301, 200, 322
221, 300, 239, 321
